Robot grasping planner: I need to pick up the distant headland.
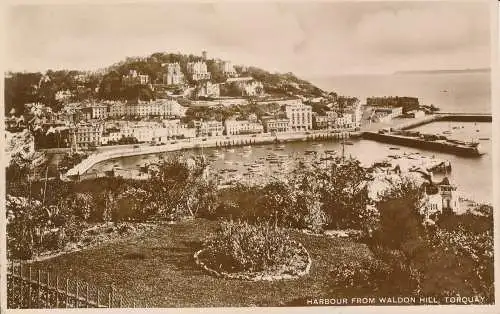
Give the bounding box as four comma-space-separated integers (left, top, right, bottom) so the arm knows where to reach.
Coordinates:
394, 68, 491, 75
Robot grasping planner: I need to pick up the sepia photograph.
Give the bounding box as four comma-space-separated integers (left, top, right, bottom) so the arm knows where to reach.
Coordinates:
2, 0, 496, 309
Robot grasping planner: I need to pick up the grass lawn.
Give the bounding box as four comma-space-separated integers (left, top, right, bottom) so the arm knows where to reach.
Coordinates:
33, 218, 373, 307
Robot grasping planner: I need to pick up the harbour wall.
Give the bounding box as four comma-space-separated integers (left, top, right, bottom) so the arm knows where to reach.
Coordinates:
361, 132, 482, 157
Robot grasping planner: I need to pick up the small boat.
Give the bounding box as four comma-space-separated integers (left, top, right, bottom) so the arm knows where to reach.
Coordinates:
343, 141, 354, 145
442, 131, 452, 134
389, 147, 400, 150
479, 137, 490, 141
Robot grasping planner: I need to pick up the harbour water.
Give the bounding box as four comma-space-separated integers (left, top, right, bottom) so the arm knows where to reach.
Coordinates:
89, 121, 492, 204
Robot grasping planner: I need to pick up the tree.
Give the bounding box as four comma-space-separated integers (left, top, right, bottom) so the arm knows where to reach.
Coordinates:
315, 157, 371, 229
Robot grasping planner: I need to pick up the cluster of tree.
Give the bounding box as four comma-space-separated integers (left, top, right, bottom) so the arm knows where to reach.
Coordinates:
6, 154, 217, 259
5, 70, 101, 116
214, 157, 372, 233
339, 178, 495, 300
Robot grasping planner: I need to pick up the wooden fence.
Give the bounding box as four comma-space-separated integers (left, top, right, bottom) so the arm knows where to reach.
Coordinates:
7, 261, 143, 309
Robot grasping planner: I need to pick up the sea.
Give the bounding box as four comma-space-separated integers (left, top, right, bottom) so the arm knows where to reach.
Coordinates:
88, 72, 494, 204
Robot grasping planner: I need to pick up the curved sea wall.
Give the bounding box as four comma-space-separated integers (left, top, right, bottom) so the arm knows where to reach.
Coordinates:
64, 130, 355, 179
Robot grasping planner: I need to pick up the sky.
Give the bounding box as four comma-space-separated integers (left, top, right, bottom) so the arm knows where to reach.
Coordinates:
4, 1, 492, 77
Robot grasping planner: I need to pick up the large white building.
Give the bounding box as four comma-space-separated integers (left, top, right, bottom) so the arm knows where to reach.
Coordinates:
225, 77, 264, 96
218, 61, 237, 77
197, 81, 220, 98
123, 70, 150, 86
107, 100, 187, 119
191, 120, 224, 137
224, 119, 264, 135
162, 63, 184, 85
187, 61, 211, 81
261, 117, 290, 133
284, 102, 312, 132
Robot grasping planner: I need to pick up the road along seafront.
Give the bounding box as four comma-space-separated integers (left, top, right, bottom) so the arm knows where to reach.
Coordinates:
63, 129, 357, 180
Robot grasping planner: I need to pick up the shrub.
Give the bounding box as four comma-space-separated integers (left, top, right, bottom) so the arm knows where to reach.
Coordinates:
328, 258, 393, 295
201, 220, 305, 274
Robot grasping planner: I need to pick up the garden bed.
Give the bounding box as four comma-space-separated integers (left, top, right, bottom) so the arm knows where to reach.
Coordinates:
194, 239, 311, 281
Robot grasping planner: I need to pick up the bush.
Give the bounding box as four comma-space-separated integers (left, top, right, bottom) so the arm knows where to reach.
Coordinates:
201, 220, 305, 274
328, 258, 392, 295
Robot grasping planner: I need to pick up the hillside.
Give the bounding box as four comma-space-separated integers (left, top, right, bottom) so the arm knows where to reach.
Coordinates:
3, 52, 328, 115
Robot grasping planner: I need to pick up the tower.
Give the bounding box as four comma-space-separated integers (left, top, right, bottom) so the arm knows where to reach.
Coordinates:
438, 177, 460, 214
202, 50, 207, 61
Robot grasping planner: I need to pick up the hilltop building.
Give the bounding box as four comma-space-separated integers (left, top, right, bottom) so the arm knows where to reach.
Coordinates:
217, 61, 237, 77
123, 70, 150, 86
225, 77, 264, 96
162, 63, 184, 85
187, 61, 211, 81
196, 81, 220, 98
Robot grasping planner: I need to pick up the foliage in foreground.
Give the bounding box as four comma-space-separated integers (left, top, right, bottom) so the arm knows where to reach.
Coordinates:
202, 220, 305, 274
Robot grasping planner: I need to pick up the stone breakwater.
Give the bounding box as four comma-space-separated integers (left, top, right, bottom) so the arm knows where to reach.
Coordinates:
193, 240, 312, 281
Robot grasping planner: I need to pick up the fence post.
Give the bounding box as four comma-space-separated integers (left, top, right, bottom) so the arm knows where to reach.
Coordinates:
65, 278, 69, 308
37, 269, 41, 308
119, 296, 122, 308
27, 266, 32, 308
10, 261, 15, 307
108, 284, 114, 308
55, 276, 59, 308
20, 263, 24, 308
76, 280, 79, 308
86, 283, 89, 308
46, 272, 50, 307
97, 288, 100, 308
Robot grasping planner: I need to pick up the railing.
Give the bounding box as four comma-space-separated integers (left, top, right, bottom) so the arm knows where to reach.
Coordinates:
7, 261, 143, 309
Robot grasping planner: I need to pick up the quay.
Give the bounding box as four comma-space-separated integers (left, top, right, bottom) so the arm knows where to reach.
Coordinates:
64, 130, 355, 179
361, 131, 483, 157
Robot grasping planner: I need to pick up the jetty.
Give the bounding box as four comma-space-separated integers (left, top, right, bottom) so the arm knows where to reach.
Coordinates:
361, 131, 483, 157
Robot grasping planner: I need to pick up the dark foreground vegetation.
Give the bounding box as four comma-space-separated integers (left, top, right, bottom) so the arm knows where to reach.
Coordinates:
6, 153, 494, 306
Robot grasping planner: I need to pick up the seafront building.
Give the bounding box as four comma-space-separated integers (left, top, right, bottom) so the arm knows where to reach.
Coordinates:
191, 120, 224, 137
284, 102, 313, 131
224, 119, 264, 135
261, 117, 290, 133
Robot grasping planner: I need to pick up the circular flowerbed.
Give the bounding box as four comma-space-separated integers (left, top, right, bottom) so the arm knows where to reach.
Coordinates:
194, 221, 312, 281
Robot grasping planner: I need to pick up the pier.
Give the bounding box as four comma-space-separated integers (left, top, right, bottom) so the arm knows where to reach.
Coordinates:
361, 131, 483, 157
394, 113, 491, 130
